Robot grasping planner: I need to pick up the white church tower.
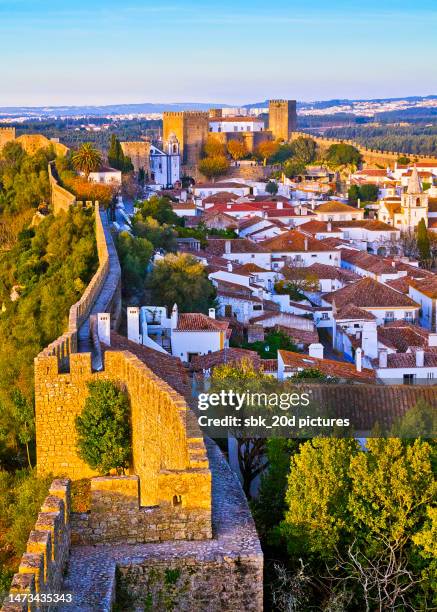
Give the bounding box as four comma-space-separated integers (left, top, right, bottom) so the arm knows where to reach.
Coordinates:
401, 165, 428, 230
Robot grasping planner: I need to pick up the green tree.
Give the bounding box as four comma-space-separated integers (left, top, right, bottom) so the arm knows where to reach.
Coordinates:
133, 216, 177, 252
397, 155, 411, 165
72, 143, 102, 179
108, 135, 133, 173
280, 437, 436, 609
146, 252, 216, 313
265, 181, 279, 196
359, 183, 379, 202
283, 159, 306, 178
135, 195, 180, 225
198, 155, 230, 180
75, 380, 131, 475
417, 218, 431, 262
115, 231, 153, 298
11, 390, 35, 468
348, 184, 361, 204
325, 143, 361, 168
292, 136, 316, 165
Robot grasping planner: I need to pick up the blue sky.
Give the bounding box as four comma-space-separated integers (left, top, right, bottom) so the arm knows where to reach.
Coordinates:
0, 0, 436, 106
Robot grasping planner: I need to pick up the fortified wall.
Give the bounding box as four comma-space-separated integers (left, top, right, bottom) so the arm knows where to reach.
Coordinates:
163, 111, 209, 169
1, 479, 71, 612
291, 130, 437, 168
0, 127, 16, 151
0, 128, 68, 157
48, 162, 76, 215
1, 187, 263, 610
120, 140, 151, 173
35, 350, 212, 543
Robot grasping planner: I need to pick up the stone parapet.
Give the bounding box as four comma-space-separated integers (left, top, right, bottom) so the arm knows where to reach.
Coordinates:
1, 480, 71, 612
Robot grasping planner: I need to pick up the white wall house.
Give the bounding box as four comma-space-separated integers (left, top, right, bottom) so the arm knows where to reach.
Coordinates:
408, 280, 437, 331
209, 117, 265, 133
87, 167, 122, 185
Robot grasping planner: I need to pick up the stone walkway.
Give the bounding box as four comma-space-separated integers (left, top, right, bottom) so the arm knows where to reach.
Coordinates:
78, 209, 121, 365
59, 440, 262, 611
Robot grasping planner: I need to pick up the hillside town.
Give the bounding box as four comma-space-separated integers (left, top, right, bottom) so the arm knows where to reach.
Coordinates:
0, 95, 436, 611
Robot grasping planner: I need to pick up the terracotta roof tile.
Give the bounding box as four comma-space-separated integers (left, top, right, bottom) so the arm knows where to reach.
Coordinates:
279, 349, 375, 382
324, 277, 419, 309
176, 313, 229, 332
260, 230, 335, 252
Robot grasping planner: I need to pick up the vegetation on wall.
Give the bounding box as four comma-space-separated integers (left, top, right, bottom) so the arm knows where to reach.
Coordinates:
76, 380, 131, 475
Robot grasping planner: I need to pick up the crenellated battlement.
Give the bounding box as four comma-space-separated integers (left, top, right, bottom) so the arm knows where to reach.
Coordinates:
290, 130, 437, 167
1, 479, 71, 612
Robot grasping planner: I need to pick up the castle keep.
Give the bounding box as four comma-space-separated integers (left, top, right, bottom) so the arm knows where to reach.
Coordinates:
163, 111, 209, 168
269, 99, 297, 141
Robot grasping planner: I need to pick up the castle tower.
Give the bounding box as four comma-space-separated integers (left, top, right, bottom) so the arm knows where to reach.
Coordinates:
268, 100, 297, 141
0, 127, 16, 152
401, 166, 428, 229
163, 111, 209, 168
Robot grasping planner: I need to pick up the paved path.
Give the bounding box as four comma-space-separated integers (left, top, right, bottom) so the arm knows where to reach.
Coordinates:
59, 440, 262, 611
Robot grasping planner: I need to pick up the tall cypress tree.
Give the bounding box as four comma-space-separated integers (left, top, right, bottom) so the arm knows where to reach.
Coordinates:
417, 218, 431, 262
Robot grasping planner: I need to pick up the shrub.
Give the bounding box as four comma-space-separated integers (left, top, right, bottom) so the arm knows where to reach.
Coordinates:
75, 380, 131, 475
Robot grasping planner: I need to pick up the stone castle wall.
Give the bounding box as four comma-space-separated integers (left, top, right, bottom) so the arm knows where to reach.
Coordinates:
120, 141, 151, 173
269, 99, 297, 141
38, 202, 119, 369
163, 111, 209, 168
0, 127, 16, 152
71, 472, 211, 545
48, 162, 76, 215
214, 130, 272, 154
116, 555, 263, 611
34, 350, 211, 535
1, 479, 71, 612
291, 130, 437, 168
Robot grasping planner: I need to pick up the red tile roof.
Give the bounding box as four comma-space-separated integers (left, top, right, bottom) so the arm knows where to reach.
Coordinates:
260, 230, 335, 252
315, 201, 362, 214
335, 304, 376, 320
175, 313, 230, 332
324, 277, 419, 309
206, 238, 268, 255
378, 321, 432, 352
190, 348, 261, 372
107, 332, 190, 400
279, 349, 375, 382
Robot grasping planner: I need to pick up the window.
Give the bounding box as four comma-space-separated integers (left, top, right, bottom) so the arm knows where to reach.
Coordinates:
427, 372, 434, 379
403, 374, 415, 385
253, 304, 262, 311
385, 311, 394, 321
321, 312, 329, 320
234, 126, 238, 132
354, 323, 360, 328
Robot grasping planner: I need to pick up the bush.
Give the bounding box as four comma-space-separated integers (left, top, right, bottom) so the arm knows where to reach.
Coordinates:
75, 380, 131, 475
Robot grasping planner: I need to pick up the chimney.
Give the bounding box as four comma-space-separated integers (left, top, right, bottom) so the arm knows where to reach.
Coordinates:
97, 313, 111, 346
225, 240, 231, 254
209, 308, 216, 319
277, 201, 283, 210
127, 307, 141, 344
378, 349, 388, 368
327, 221, 332, 232
308, 343, 324, 359
304, 237, 308, 251
416, 348, 425, 368
428, 333, 437, 347
311, 199, 315, 210
355, 347, 362, 372
171, 303, 178, 329
227, 261, 233, 272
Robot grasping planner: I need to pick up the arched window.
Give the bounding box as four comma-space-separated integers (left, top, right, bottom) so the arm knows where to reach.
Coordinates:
416, 197, 421, 206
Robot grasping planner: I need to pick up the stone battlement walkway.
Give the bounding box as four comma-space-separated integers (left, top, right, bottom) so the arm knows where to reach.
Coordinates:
78, 209, 121, 363
59, 440, 263, 611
